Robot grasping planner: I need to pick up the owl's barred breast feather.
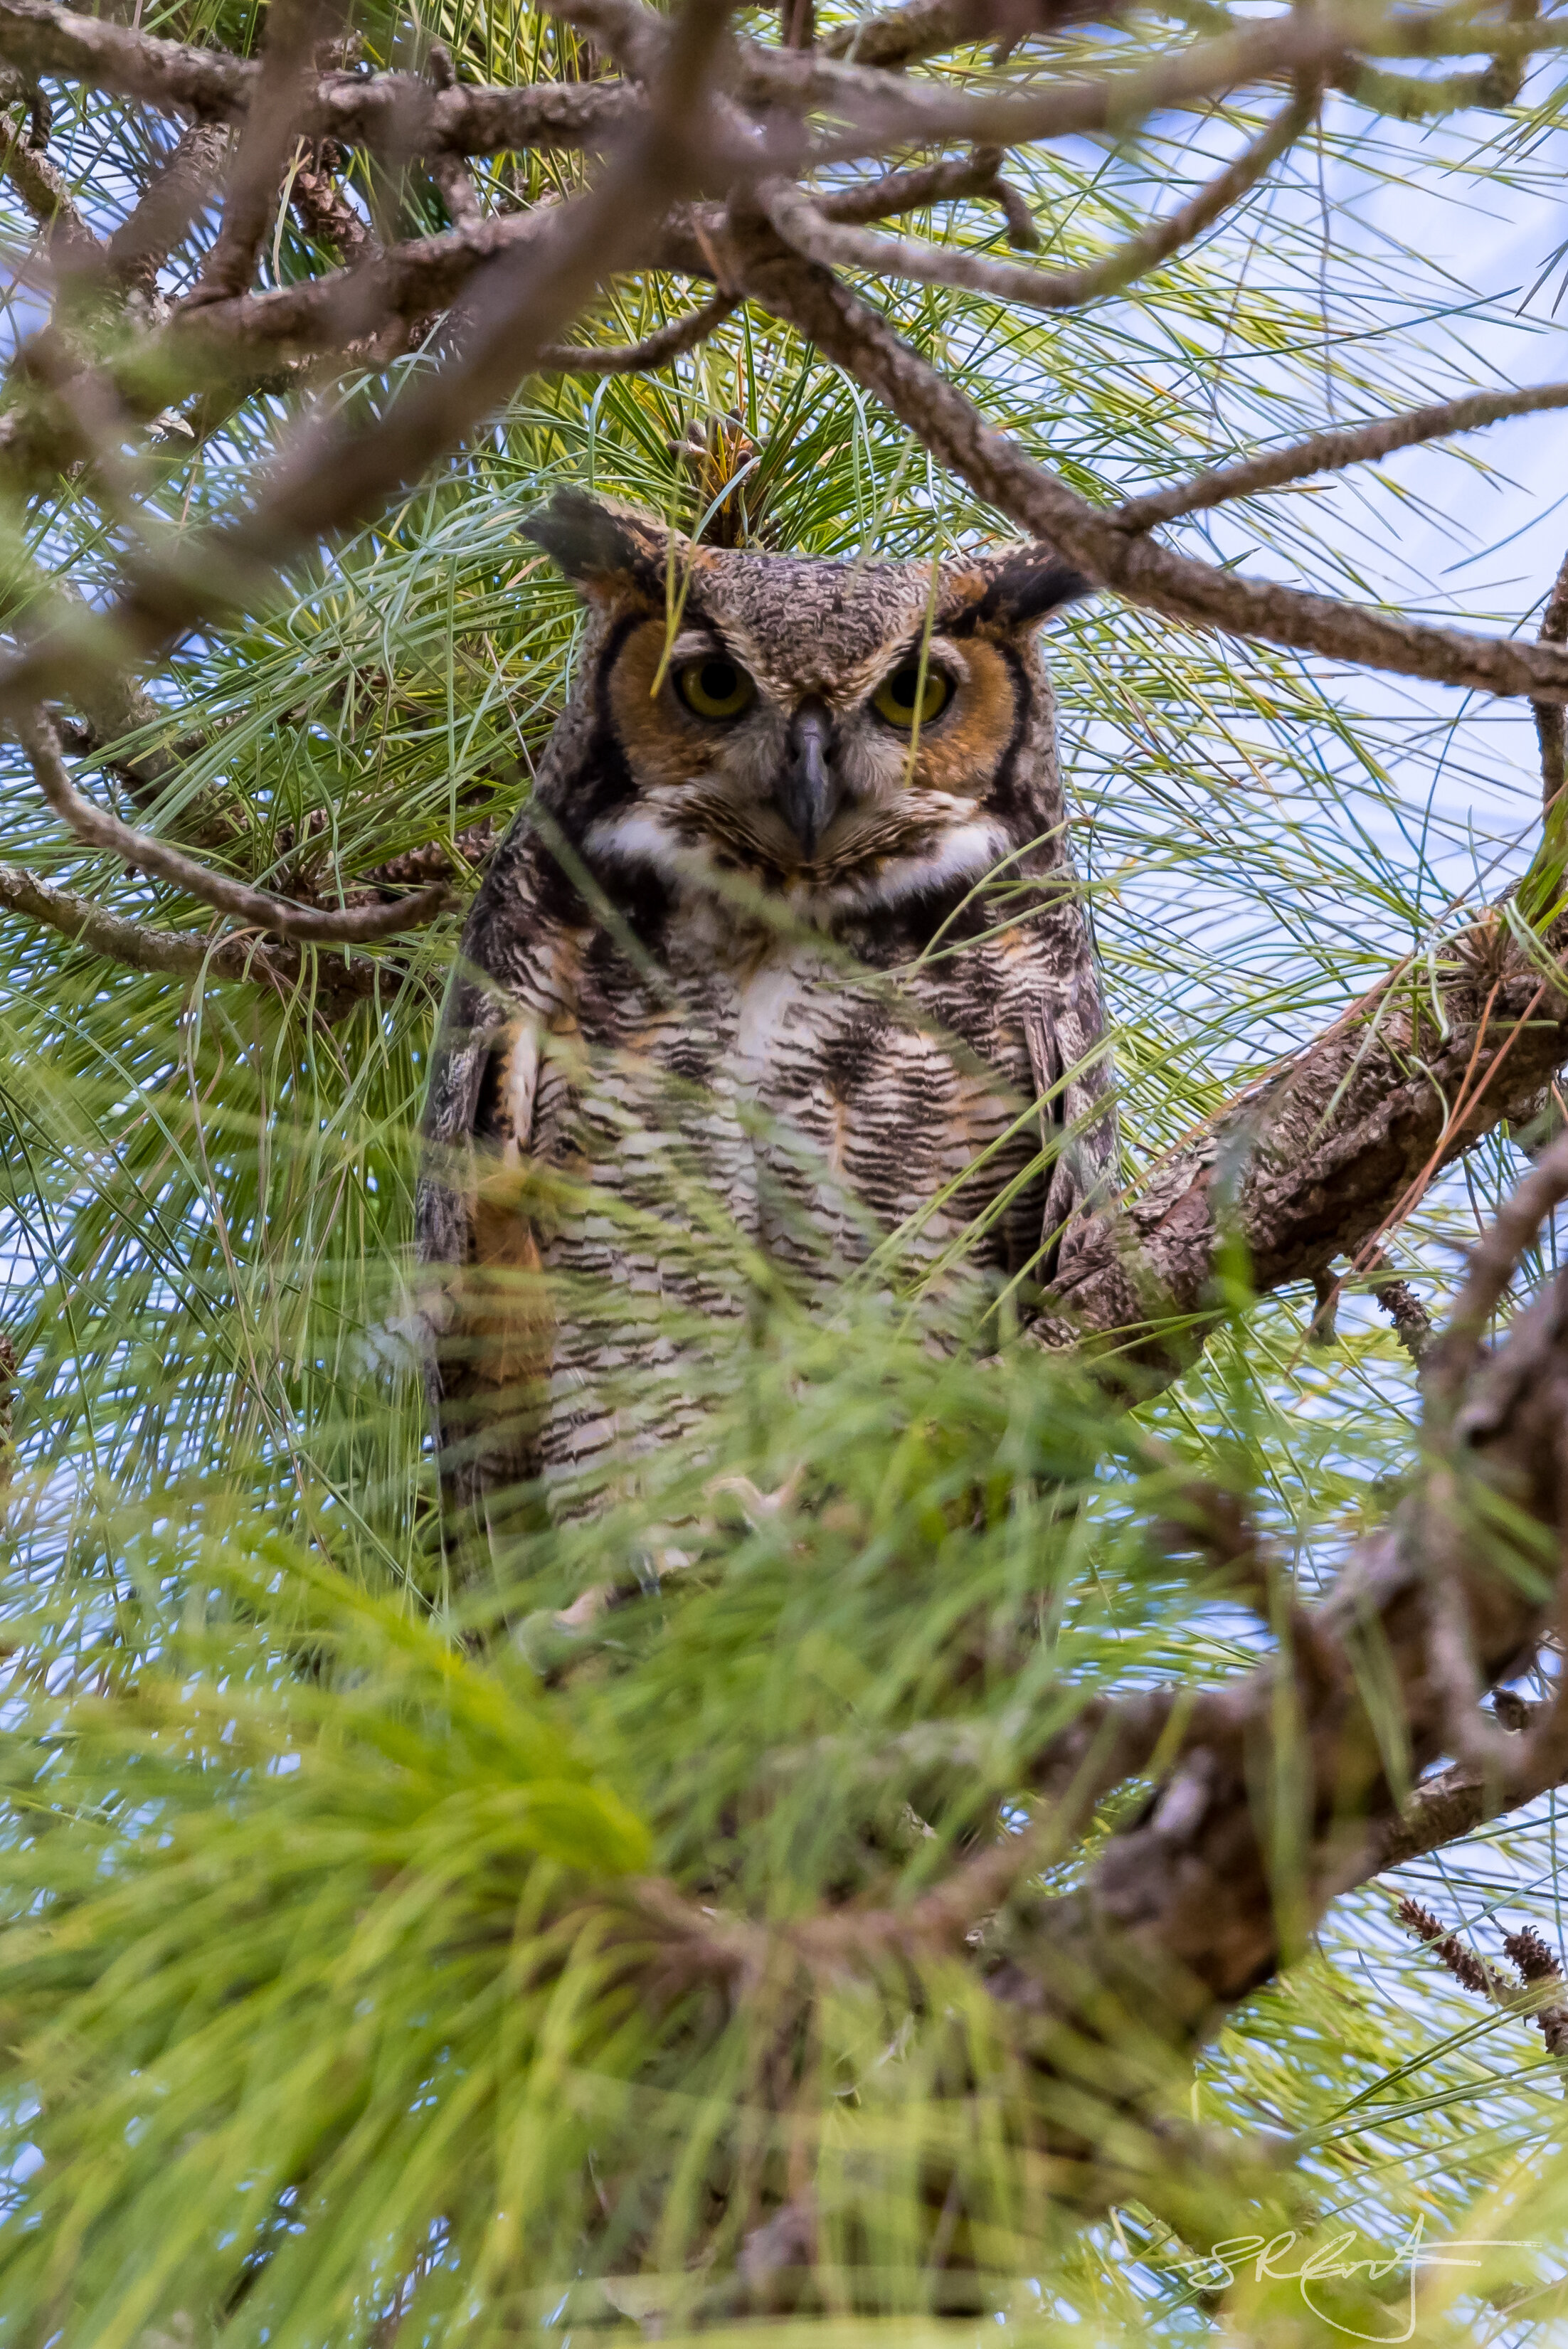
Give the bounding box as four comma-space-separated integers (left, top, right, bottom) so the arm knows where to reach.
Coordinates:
417, 492, 1116, 1530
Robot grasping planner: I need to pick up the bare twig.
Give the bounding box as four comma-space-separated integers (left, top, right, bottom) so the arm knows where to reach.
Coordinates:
815, 150, 1002, 226
1117, 378, 1568, 536
537, 290, 740, 372
104, 121, 231, 307
18, 711, 452, 943
1337, 0, 1540, 122
0, 88, 92, 255
428, 149, 483, 230
0, 857, 378, 999
774, 9, 1563, 166
1421, 1125, 1568, 1428
765, 80, 1316, 314
423, 45, 484, 231
184, 0, 332, 309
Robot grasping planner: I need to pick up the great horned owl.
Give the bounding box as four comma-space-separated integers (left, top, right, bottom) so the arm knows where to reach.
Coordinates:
418, 490, 1115, 1522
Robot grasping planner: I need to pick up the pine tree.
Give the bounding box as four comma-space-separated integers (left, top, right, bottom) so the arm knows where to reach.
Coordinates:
3, 0, 1568, 2338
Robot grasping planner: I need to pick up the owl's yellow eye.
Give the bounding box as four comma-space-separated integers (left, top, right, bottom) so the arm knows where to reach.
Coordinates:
675, 657, 756, 721
872, 662, 952, 730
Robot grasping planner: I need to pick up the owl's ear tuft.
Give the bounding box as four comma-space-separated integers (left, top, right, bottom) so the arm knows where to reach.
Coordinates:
520, 489, 669, 599
968, 543, 1093, 630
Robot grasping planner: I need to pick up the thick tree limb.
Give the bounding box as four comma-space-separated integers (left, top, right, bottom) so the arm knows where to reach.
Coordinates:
302, 71, 639, 157
1000, 1179, 1568, 2072
1371, 1741, 1568, 1872
1032, 908, 1568, 1379
0, 0, 245, 117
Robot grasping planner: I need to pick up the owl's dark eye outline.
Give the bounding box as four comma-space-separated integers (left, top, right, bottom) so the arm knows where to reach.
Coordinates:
674, 656, 756, 722
872, 661, 953, 731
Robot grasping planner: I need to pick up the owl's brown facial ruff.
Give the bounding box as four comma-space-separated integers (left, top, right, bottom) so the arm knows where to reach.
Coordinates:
521, 489, 1089, 926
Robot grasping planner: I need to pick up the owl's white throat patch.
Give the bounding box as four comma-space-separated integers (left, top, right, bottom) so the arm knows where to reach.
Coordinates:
583, 789, 1012, 926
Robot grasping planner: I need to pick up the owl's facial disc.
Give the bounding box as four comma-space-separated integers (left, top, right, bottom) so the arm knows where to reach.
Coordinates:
596, 610, 1024, 906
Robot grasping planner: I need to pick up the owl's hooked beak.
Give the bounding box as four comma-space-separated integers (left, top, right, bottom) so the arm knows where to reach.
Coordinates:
776, 699, 839, 858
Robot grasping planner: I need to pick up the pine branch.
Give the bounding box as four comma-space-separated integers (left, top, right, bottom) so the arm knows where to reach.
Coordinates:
0, 856, 376, 997
733, 235, 1568, 701
415, 1147, 1568, 2206
967, 1149, 1568, 2151
0, 0, 737, 713
0, 0, 635, 154
0, 0, 1556, 172
1027, 911, 1568, 1384
537, 290, 739, 372
1117, 379, 1568, 534
762, 80, 1318, 314
18, 711, 452, 944
182, 0, 329, 310
786, 6, 1564, 164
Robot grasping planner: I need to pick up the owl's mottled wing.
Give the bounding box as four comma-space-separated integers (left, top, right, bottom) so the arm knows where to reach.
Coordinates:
415, 823, 570, 1513
1021, 914, 1118, 1289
